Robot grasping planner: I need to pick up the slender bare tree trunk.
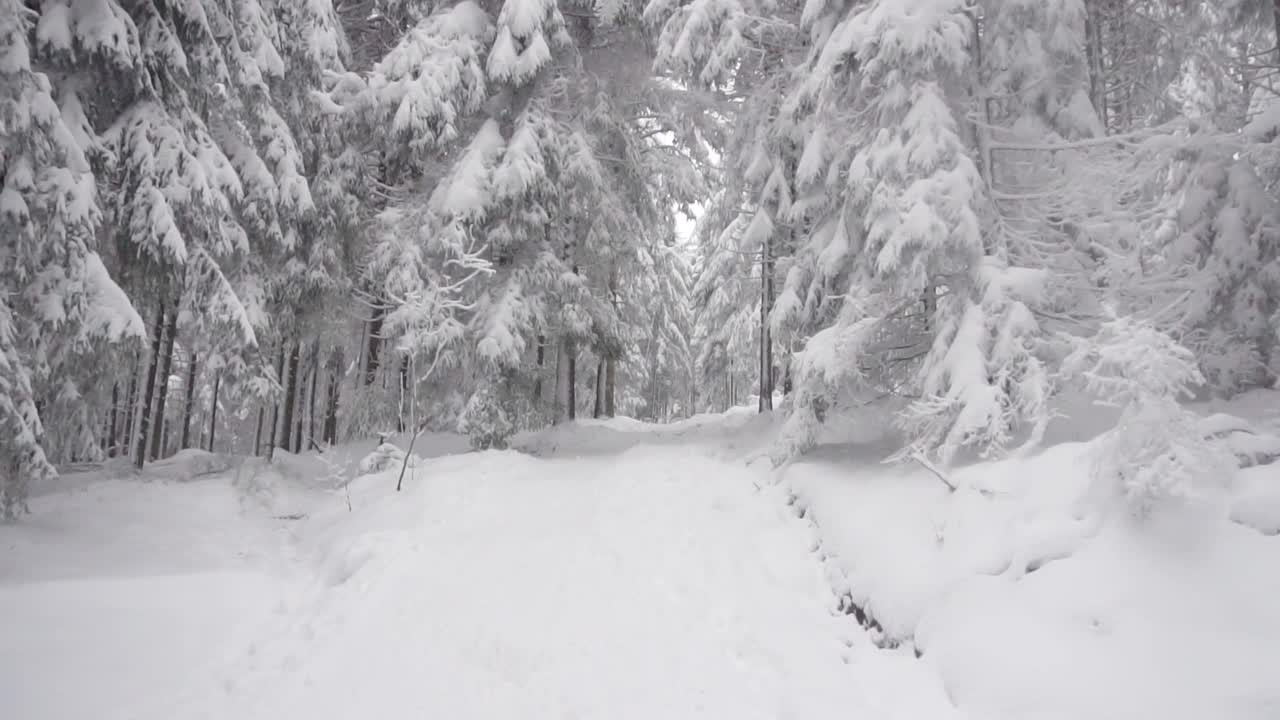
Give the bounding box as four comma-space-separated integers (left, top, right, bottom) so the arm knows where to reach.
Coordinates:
568, 345, 577, 420
363, 305, 385, 386
1273, 0, 1280, 67
593, 358, 605, 418
605, 356, 616, 417
533, 336, 545, 405
253, 406, 264, 456
292, 351, 306, 454
279, 339, 300, 452
323, 345, 343, 445
397, 354, 410, 433
180, 350, 198, 449
307, 341, 319, 450
149, 305, 178, 461
107, 382, 120, 458
267, 344, 284, 462
554, 336, 574, 424
135, 301, 166, 470
121, 357, 138, 458
1084, 0, 1109, 131
207, 371, 221, 452
759, 234, 773, 412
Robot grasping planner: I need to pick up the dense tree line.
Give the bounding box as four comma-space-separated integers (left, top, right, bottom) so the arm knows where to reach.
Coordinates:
4, 0, 1279, 518
2, 0, 700, 517
656, 0, 1280, 504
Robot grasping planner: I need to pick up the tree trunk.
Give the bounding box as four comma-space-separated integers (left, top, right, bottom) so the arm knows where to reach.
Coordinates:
135, 301, 166, 470
121, 358, 138, 459
149, 305, 178, 461
533, 335, 545, 405
294, 404, 304, 454
593, 358, 605, 418
292, 350, 306, 454
279, 339, 300, 452
267, 344, 284, 462
307, 341, 319, 450
323, 344, 343, 445
605, 355, 616, 418
107, 382, 120, 458
729, 366, 736, 411
253, 406, 264, 456
1274, 0, 1280, 66
568, 345, 577, 420
363, 304, 385, 386
1084, 0, 1109, 132
397, 354, 410, 432
180, 350, 198, 450
554, 336, 574, 424
207, 371, 221, 453
323, 371, 338, 446
759, 235, 774, 413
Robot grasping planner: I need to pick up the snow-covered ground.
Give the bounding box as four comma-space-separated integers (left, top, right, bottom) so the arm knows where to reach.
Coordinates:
5, 395, 1280, 719
787, 392, 1280, 720
2, 424, 951, 720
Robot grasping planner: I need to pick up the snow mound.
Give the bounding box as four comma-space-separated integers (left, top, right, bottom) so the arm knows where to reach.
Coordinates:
787, 394, 1280, 720
356, 442, 409, 475
1196, 412, 1280, 468
1231, 466, 1280, 535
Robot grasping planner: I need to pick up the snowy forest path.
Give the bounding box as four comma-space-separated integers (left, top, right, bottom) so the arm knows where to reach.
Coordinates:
125, 440, 956, 720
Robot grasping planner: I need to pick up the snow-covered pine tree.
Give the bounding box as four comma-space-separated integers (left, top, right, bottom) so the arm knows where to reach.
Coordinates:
1150, 3, 1280, 392
648, 0, 804, 414
766, 0, 1013, 463
324, 0, 505, 440
23, 0, 329, 468
691, 194, 761, 412
331, 0, 696, 446
2, 0, 144, 514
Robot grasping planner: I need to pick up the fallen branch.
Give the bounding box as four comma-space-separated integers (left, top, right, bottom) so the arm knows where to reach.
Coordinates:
396, 420, 430, 492
910, 451, 957, 493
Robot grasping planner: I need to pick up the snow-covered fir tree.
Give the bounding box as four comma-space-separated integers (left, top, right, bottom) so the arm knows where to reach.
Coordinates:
4, 0, 1278, 519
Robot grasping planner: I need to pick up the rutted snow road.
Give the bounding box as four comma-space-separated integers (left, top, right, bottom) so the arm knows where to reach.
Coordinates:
3, 437, 957, 720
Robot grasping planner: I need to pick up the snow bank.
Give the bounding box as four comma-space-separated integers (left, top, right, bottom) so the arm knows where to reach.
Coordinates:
0, 473, 303, 720
787, 393, 1280, 720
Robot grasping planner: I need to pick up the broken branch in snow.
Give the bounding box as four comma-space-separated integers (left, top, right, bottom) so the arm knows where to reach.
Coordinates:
910, 451, 957, 493
395, 419, 430, 492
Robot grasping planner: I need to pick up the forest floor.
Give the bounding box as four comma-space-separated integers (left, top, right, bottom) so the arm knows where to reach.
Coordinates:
4, 395, 1280, 719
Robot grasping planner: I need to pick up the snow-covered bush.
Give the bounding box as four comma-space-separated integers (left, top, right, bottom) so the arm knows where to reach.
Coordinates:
1064, 317, 1234, 515
358, 441, 407, 476
458, 383, 515, 450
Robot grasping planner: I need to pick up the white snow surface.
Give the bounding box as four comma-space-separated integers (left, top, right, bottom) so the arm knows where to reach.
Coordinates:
7, 396, 1280, 720
788, 395, 1280, 720
2, 420, 953, 720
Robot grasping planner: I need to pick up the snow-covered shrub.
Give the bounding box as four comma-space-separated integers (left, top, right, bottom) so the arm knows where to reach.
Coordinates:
358, 441, 407, 476
458, 384, 514, 450
1064, 317, 1234, 516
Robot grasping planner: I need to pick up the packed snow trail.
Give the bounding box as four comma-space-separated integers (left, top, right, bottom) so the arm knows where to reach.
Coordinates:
62, 441, 956, 720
